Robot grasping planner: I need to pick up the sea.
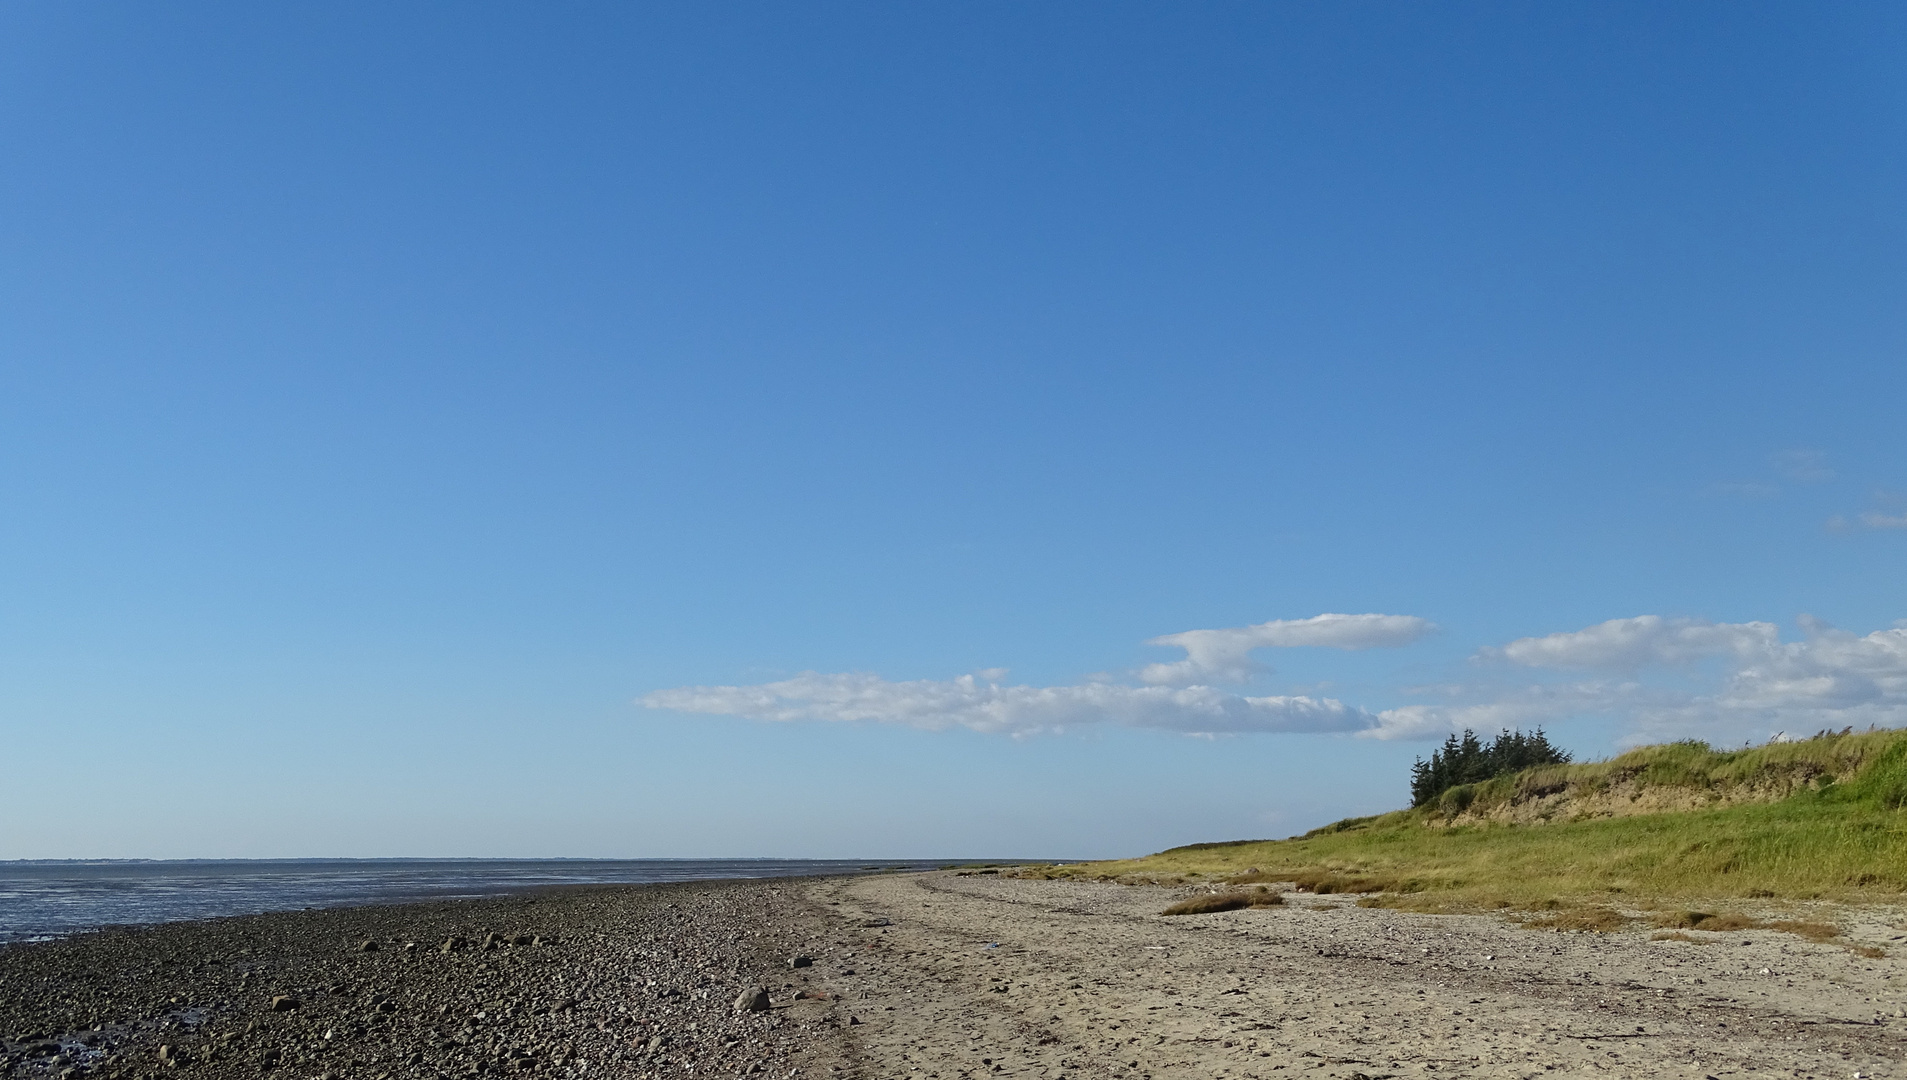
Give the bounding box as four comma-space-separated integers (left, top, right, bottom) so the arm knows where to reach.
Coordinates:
0, 858, 962, 944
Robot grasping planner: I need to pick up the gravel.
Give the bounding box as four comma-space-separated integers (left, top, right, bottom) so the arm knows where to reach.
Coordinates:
0, 878, 855, 1080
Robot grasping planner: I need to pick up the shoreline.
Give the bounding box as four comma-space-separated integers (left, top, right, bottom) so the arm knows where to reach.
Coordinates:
0, 860, 973, 947
1, 876, 857, 1079
8, 870, 1907, 1079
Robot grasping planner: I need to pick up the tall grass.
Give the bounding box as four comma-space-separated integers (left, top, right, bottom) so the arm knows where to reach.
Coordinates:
1037, 729, 1907, 905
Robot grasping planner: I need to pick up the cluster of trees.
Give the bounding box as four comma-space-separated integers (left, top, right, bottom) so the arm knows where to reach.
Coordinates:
1410, 728, 1571, 807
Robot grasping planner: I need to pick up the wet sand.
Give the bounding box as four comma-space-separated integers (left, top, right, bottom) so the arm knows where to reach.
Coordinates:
5, 872, 1906, 1079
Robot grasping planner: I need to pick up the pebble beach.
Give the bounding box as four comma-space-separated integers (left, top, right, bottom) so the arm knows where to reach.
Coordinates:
0, 878, 855, 1080
6, 871, 1907, 1080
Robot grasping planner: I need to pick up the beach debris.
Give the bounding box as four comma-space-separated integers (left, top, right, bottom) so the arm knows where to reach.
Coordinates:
848, 1016, 861, 1025
735, 987, 771, 1012
357, 939, 379, 952
861, 918, 892, 927
790, 955, 814, 968
269, 995, 300, 1012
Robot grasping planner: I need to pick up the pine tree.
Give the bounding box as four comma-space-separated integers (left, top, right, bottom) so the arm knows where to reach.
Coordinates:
1410, 727, 1571, 807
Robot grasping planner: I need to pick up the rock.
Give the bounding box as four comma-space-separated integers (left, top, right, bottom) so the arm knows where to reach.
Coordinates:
848, 1015, 861, 1025
511, 934, 532, 946
269, 995, 300, 1012
734, 987, 771, 1012
860, 919, 892, 928
440, 936, 464, 954
790, 956, 814, 968
482, 932, 505, 951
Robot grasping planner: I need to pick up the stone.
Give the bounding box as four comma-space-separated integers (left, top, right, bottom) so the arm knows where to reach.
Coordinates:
790, 956, 814, 968
440, 936, 464, 954
734, 987, 771, 1012
269, 995, 300, 1012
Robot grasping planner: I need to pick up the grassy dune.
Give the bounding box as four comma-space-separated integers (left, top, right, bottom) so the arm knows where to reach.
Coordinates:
1035, 729, 1907, 908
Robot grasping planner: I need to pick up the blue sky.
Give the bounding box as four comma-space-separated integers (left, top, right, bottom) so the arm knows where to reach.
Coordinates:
3, 3, 1904, 859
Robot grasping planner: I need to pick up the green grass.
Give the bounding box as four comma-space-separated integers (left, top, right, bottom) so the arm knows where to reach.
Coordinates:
1031, 728, 1907, 907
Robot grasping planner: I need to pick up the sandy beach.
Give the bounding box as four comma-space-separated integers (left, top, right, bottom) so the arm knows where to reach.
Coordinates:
5, 872, 1906, 1079
813, 873, 1907, 1080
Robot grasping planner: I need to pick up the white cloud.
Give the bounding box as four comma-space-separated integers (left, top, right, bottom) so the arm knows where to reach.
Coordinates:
641, 671, 1374, 737
1364, 681, 1650, 741
1772, 448, 1834, 483
1483, 615, 1778, 670
640, 611, 1907, 748
1139, 613, 1434, 686
1465, 615, 1907, 744
1827, 489, 1906, 532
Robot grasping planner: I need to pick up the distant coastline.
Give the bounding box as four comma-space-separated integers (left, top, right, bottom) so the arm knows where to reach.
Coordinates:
0, 857, 1032, 943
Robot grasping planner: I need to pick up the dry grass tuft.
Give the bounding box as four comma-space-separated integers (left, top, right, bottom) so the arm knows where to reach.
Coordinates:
1161, 889, 1285, 916
1518, 907, 1630, 933
1646, 912, 1860, 949
1766, 920, 1842, 944
1286, 870, 1425, 895
1652, 911, 1761, 932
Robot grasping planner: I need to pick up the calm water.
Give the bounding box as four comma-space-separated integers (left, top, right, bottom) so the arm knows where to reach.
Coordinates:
0, 858, 958, 944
